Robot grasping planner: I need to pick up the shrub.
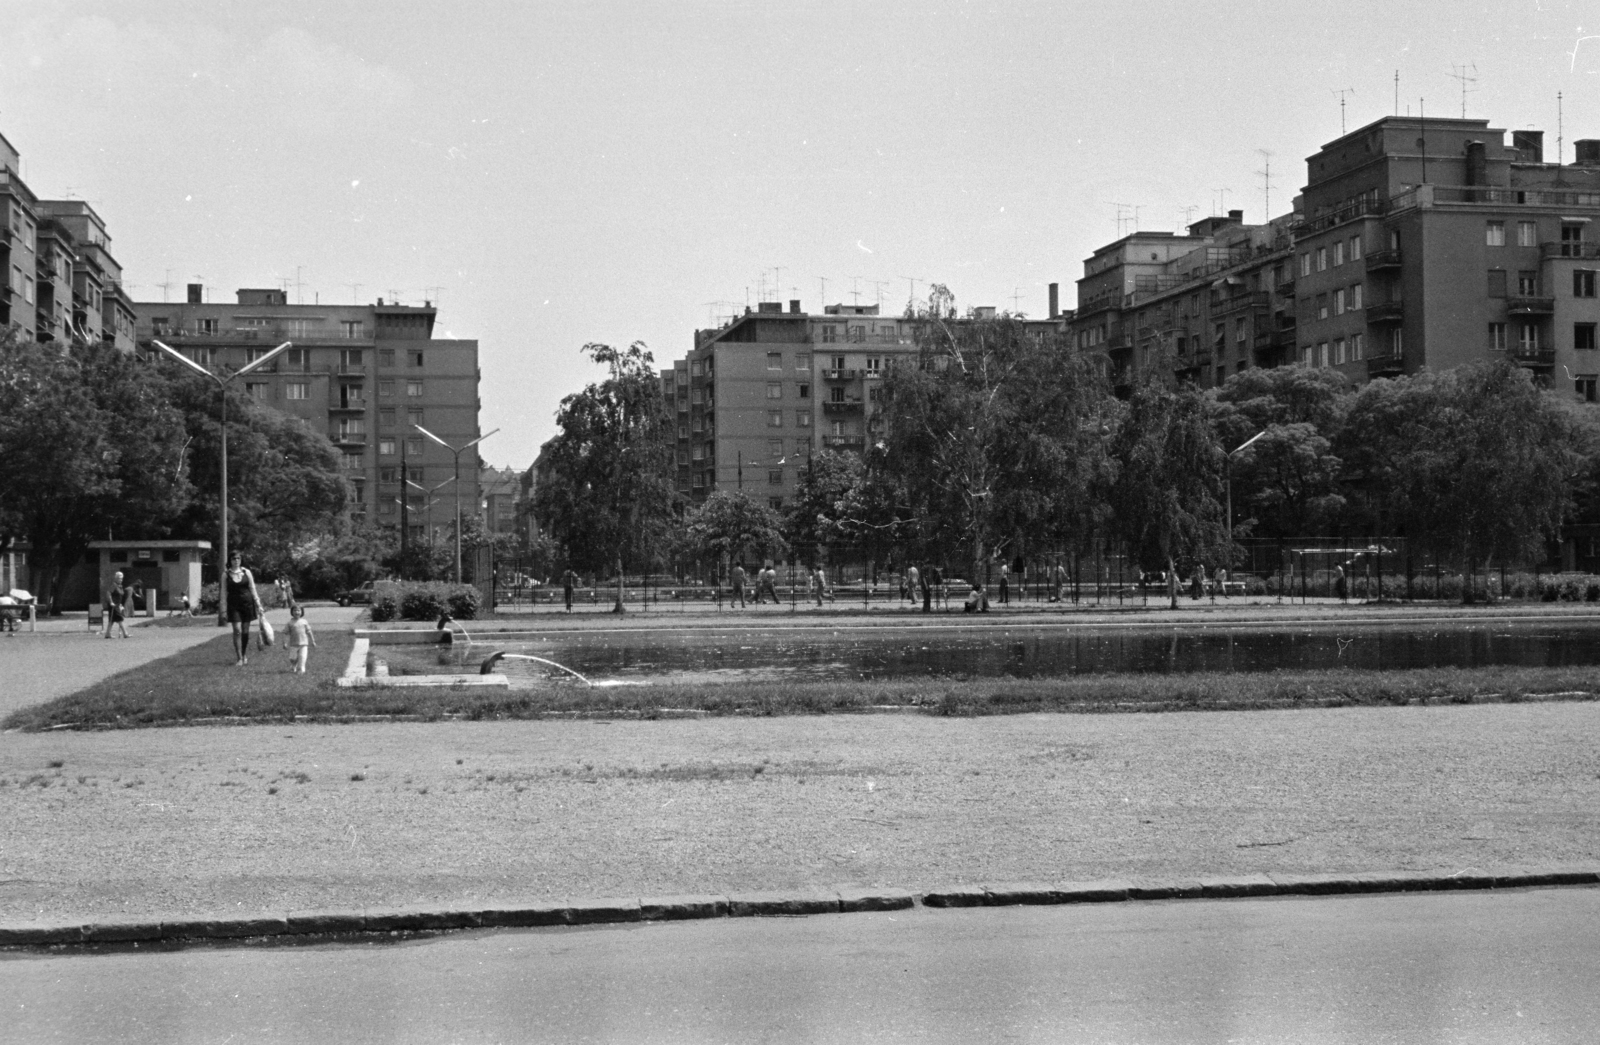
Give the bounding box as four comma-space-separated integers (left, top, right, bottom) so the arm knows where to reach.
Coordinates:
372, 581, 480, 621
198, 582, 219, 613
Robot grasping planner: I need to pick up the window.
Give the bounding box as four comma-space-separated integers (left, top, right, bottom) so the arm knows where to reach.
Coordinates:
1191, 293, 1201, 316
246, 382, 268, 400
1577, 323, 1597, 351
1318, 342, 1330, 367
285, 348, 311, 372
1518, 221, 1538, 247
821, 324, 838, 343
406, 437, 424, 456
1518, 271, 1539, 296
866, 356, 881, 373
379, 349, 395, 366
1575, 270, 1597, 297
692, 445, 704, 461
1334, 241, 1345, 266
690, 360, 704, 377
151, 317, 170, 336
1334, 288, 1346, 315
1487, 269, 1507, 298
379, 408, 396, 428
1577, 377, 1598, 402
768, 439, 783, 456
409, 350, 424, 368
340, 349, 364, 369
798, 383, 810, 399
677, 450, 689, 466
197, 318, 218, 335
340, 383, 364, 407
831, 355, 846, 370
1316, 247, 1327, 271
868, 387, 883, 402
380, 467, 399, 483
286, 382, 309, 400
379, 439, 396, 456
766, 353, 783, 370
1298, 254, 1310, 278
768, 410, 783, 427
692, 473, 706, 490
379, 500, 395, 515
337, 418, 366, 439
1562, 223, 1586, 257
829, 386, 845, 403
1487, 221, 1505, 246
766, 382, 782, 399
406, 381, 423, 397
1234, 318, 1247, 343
1488, 323, 1507, 351
344, 320, 365, 339
1302, 345, 1314, 366
769, 497, 784, 510
188, 347, 215, 366
1351, 284, 1363, 310
1351, 332, 1364, 360
407, 409, 423, 426
795, 353, 810, 369
1349, 236, 1362, 261
1519, 323, 1540, 353
796, 411, 812, 427
1335, 338, 1347, 364
1316, 294, 1329, 320
286, 319, 316, 338
1392, 328, 1404, 356
677, 425, 688, 440
767, 469, 783, 485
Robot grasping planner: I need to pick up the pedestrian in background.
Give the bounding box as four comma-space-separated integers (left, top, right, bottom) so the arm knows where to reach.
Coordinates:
103, 571, 130, 639
285, 604, 317, 674
224, 551, 264, 666
731, 562, 747, 608
998, 563, 1010, 605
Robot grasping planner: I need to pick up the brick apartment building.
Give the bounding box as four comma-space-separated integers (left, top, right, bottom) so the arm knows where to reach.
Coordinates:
133, 287, 482, 535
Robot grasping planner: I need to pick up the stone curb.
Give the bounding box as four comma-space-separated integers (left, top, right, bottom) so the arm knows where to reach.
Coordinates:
4, 871, 1597, 949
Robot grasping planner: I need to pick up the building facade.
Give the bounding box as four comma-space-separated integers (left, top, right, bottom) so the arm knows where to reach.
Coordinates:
1072, 115, 1600, 398
133, 288, 482, 533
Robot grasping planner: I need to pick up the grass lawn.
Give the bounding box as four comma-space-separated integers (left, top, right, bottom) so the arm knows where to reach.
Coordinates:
7, 628, 1600, 730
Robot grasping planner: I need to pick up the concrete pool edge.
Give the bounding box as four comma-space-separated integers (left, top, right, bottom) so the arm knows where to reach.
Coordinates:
6, 868, 1598, 949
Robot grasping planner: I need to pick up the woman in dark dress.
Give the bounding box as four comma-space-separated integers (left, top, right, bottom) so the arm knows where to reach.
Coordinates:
224, 551, 264, 666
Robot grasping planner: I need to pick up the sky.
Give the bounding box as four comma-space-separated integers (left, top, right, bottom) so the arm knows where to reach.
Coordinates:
3, 0, 1598, 468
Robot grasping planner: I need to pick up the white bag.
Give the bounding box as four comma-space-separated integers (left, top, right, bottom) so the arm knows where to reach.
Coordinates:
258, 617, 275, 647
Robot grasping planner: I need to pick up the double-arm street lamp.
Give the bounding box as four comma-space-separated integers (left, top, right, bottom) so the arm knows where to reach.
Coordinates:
404, 476, 454, 555
151, 339, 293, 624
412, 424, 500, 583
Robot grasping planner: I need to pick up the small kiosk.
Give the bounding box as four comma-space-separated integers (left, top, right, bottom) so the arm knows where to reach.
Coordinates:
86, 540, 212, 615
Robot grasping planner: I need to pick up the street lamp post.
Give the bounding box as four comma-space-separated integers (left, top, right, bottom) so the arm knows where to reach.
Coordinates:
1226, 430, 1267, 579
151, 339, 292, 625
413, 425, 500, 583
405, 477, 454, 571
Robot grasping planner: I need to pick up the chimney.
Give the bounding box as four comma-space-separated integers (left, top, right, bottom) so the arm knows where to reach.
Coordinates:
1513, 129, 1544, 163
1048, 283, 1059, 319
187, 283, 202, 304
789, 299, 801, 314
1228, 209, 1243, 223
1464, 140, 1487, 189
377, 297, 384, 306
1574, 140, 1600, 166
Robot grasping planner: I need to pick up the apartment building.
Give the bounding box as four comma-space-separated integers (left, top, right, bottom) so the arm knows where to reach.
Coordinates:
480, 464, 521, 536
1071, 210, 1298, 392
134, 287, 482, 532
1072, 114, 1600, 397
1, 132, 136, 351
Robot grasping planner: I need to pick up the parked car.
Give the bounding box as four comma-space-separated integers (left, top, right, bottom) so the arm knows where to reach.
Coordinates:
337, 581, 379, 607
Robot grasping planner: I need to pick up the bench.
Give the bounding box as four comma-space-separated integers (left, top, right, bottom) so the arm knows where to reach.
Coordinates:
87, 606, 103, 631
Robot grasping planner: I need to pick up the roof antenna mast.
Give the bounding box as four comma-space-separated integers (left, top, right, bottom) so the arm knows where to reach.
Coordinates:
1446, 63, 1478, 118
1332, 87, 1356, 134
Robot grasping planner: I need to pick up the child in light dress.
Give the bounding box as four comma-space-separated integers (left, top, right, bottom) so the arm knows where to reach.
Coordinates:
285, 605, 317, 673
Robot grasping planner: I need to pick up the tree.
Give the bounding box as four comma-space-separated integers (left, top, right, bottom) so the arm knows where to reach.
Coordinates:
0, 335, 191, 610
784, 449, 864, 564
533, 342, 677, 612
1343, 361, 1593, 589
686, 490, 788, 572
1106, 381, 1227, 607
879, 313, 1105, 585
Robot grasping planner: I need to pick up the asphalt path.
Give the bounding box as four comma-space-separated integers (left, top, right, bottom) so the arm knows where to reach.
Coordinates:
6, 888, 1598, 1044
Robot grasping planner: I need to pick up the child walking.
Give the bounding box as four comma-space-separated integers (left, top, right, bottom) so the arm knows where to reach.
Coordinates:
285, 605, 317, 673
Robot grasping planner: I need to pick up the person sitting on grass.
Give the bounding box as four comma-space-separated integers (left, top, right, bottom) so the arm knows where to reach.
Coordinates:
963, 583, 990, 613
285, 604, 317, 674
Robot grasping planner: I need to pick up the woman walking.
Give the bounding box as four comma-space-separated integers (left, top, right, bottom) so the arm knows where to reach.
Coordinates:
224, 551, 265, 666
102, 571, 130, 639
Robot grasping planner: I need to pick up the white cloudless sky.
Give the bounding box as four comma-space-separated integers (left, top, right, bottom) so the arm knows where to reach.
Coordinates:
3, 0, 1597, 467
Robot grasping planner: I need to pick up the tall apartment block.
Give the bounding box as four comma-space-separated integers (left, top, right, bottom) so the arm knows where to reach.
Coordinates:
1072, 114, 1600, 398
1, 131, 135, 351
667, 301, 1065, 507
133, 288, 482, 534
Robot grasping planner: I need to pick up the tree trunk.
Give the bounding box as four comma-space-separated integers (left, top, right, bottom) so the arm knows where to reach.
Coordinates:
613, 552, 626, 614
1167, 554, 1178, 610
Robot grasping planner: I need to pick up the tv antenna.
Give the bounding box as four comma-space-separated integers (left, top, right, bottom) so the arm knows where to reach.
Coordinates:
1213, 188, 1231, 216
1558, 91, 1565, 165
1332, 87, 1356, 134
1179, 204, 1200, 228
156, 269, 175, 303
1106, 201, 1134, 237
424, 285, 445, 309
292, 265, 307, 305
345, 282, 363, 304
1010, 287, 1025, 313
848, 276, 862, 305
1256, 149, 1275, 221
868, 279, 890, 308
816, 276, 828, 309
1446, 63, 1478, 118
899, 275, 923, 312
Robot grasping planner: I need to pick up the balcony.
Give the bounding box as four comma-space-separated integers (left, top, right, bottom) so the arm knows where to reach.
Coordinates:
330, 402, 367, 413
1541, 242, 1600, 260
1367, 355, 1405, 378
1364, 249, 1402, 272
1508, 348, 1556, 368
336, 364, 368, 376
822, 368, 857, 380
331, 431, 367, 446
1213, 291, 1271, 315
1366, 300, 1404, 323
1506, 296, 1555, 315
1275, 278, 1296, 298
823, 399, 863, 415
1173, 349, 1213, 373
822, 435, 866, 450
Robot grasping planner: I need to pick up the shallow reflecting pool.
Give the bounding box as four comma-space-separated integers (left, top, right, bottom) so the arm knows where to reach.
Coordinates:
383, 618, 1600, 685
